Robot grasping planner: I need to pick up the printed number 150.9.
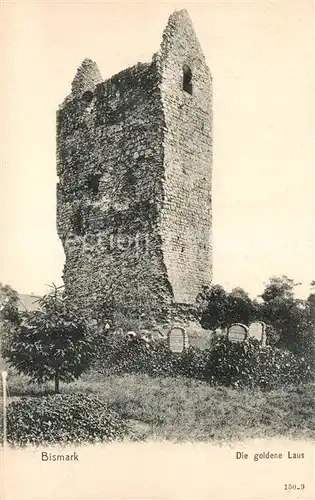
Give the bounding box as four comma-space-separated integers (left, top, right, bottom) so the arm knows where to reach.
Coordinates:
284, 484, 305, 491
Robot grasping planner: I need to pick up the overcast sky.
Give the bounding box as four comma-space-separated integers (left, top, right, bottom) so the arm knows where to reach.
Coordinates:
1, 0, 314, 299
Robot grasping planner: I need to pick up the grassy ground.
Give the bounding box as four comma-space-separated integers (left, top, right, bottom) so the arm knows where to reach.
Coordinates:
1, 369, 314, 442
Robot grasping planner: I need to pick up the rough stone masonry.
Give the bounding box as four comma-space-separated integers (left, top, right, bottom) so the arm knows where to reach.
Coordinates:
56, 9, 213, 327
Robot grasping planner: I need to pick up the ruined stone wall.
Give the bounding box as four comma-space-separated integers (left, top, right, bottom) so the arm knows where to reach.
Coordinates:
57, 60, 174, 322
159, 10, 213, 304
57, 9, 213, 325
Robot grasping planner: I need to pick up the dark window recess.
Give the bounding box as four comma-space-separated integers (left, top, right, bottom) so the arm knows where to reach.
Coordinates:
82, 90, 94, 103
126, 168, 136, 186
74, 208, 84, 235
183, 65, 193, 95
87, 174, 101, 195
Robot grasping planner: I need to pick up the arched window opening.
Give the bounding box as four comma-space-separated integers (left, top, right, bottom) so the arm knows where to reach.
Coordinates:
183, 65, 192, 95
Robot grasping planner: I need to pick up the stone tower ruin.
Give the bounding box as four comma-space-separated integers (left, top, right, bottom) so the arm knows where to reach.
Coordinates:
57, 9, 213, 326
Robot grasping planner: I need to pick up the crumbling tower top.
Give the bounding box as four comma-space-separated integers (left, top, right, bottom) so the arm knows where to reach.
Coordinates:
71, 58, 103, 97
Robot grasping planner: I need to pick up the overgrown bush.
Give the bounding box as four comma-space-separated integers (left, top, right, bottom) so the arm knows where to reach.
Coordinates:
200, 337, 314, 389
94, 332, 314, 390
5, 393, 130, 446
94, 332, 180, 377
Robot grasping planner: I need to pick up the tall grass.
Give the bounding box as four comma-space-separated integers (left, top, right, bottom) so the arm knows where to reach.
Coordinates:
2, 370, 314, 442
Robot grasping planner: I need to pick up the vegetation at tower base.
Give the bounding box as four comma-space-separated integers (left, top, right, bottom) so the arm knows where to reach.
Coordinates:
1, 274, 314, 392
2, 285, 96, 393
89, 274, 315, 389
93, 332, 313, 390
0, 275, 314, 445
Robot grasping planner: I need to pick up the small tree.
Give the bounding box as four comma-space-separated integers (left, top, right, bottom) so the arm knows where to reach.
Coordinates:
260, 276, 314, 355
260, 275, 300, 302
226, 287, 257, 326
0, 283, 20, 324
198, 285, 229, 330
3, 285, 96, 393
198, 285, 260, 330
0, 283, 21, 361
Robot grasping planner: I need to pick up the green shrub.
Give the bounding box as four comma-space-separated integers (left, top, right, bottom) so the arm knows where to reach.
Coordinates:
200, 337, 261, 388
6, 393, 130, 446
195, 337, 314, 389
95, 332, 181, 377
94, 332, 152, 375
94, 331, 314, 390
